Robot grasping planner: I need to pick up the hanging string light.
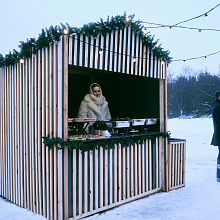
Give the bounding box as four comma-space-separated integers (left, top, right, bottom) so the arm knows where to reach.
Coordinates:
140, 4, 220, 32
173, 50, 220, 62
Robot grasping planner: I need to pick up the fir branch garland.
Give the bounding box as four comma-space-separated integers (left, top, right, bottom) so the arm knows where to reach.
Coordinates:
42, 132, 170, 152
0, 13, 171, 68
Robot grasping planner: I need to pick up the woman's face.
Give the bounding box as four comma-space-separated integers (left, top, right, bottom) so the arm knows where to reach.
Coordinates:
92, 86, 101, 98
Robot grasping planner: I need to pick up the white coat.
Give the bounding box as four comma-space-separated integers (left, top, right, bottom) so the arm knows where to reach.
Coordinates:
77, 94, 111, 120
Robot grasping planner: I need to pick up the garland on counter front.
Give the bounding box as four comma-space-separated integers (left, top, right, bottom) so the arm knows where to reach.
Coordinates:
0, 13, 171, 67
42, 132, 170, 152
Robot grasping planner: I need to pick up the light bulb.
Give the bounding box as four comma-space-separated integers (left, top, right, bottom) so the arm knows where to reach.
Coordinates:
204, 13, 208, 21
133, 57, 136, 62
99, 49, 103, 55
63, 29, 68, 35
167, 26, 171, 31
125, 17, 130, 22
20, 59, 24, 63
198, 29, 201, 34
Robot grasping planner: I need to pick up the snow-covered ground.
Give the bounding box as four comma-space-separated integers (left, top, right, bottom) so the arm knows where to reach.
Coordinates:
1, 118, 220, 220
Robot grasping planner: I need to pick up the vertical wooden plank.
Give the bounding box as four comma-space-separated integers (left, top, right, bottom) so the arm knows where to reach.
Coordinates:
31, 54, 36, 213
171, 144, 175, 187
122, 28, 127, 73
68, 36, 73, 65
41, 48, 47, 217
12, 66, 16, 203
94, 36, 99, 70
49, 44, 54, 219
142, 141, 145, 193
78, 149, 83, 216
118, 143, 121, 202
155, 138, 159, 189
104, 34, 109, 71
179, 143, 183, 185
135, 34, 139, 76
134, 143, 138, 196
118, 29, 122, 73
168, 142, 172, 190
57, 37, 63, 220
34, 53, 39, 214
15, 63, 19, 205
9, 67, 12, 201
122, 145, 126, 200
150, 53, 154, 78
130, 143, 134, 197
19, 62, 24, 207
126, 27, 131, 74
142, 46, 146, 76
45, 47, 50, 219
28, 56, 33, 212
63, 35, 69, 220
37, 49, 43, 215
175, 144, 178, 186
95, 148, 99, 209
158, 137, 162, 188
53, 42, 58, 220
84, 36, 89, 68
113, 30, 118, 72
183, 142, 186, 185
126, 145, 130, 198
138, 142, 141, 194
109, 33, 114, 72
130, 30, 135, 75
113, 144, 117, 202
79, 34, 83, 67
84, 151, 88, 213
145, 47, 149, 77
99, 34, 104, 70
109, 148, 113, 204
153, 58, 157, 78
72, 149, 77, 218
138, 39, 143, 76
73, 35, 78, 66
99, 147, 104, 208
25, 59, 30, 210
0, 68, 2, 196
89, 150, 94, 212
145, 140, 149, 192
89, 36, 94, 69
148, 140, 152, 191
104, 148, 108, 206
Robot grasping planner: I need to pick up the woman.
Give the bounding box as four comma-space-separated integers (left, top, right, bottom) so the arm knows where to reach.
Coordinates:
77, 83, 111, 120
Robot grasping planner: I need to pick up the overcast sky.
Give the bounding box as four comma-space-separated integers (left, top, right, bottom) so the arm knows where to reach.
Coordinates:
1, 0, 220, 76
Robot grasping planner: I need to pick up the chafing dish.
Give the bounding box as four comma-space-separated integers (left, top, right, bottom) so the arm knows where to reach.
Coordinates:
131, 119, 146, 126
145, 118, 157, 125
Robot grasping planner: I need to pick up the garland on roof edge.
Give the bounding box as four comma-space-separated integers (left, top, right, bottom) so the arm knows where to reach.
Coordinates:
42, 132, 170, 152
0, 13, 171, 68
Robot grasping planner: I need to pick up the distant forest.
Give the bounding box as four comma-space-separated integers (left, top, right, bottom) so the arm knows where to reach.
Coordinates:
167, 69, 220, 118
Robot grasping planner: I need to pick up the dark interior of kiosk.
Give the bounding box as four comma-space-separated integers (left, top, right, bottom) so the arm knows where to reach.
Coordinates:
68, 66, 160, 121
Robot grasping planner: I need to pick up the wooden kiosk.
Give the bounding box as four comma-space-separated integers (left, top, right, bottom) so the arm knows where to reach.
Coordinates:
0, 19, 186, 220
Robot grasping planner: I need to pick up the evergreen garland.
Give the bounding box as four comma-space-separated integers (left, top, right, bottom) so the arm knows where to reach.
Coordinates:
42, 132, 170, 152
0, 13, 171, 68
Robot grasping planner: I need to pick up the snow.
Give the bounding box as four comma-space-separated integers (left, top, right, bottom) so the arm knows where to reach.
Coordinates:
1, 118, 220, 220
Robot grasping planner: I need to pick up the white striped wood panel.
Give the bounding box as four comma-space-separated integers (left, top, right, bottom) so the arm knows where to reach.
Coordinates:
168, 141, 186, 190
0, 37, 66, 219
69, 138, 162, 220
68, 27, 166, 79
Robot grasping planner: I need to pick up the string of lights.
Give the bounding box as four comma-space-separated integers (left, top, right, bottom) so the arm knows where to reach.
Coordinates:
172, 50, 220, 62
70, 35, 220, 64
139, 4, 220, 33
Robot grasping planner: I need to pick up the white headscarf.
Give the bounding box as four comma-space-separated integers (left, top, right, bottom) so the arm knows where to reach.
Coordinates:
89, 83, 105, 107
